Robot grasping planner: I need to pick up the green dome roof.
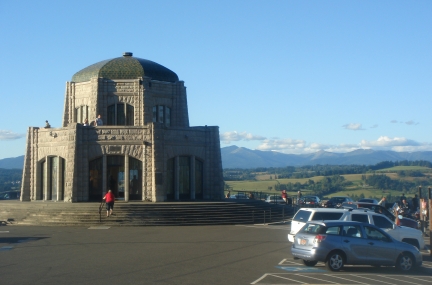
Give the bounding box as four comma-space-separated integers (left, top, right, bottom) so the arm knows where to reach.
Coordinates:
71, 52, 179, 83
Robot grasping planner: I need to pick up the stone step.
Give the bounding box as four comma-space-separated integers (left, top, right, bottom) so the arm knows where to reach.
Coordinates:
1, 200, 296, 226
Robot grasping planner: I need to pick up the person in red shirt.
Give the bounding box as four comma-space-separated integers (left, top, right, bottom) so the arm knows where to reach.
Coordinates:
103, 189, 115, 217
281, 190, 287, 204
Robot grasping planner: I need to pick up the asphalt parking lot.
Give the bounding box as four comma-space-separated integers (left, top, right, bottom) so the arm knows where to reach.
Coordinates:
0, 223, 431, 285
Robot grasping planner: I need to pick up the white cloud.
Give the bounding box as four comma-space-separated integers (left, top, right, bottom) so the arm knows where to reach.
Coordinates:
257, 139, 306, 153
342, 123, 364, 131
0, 130, 25, 140
360, 136, 418, 148
221, 132, 432, 154
220, 131, 266, 144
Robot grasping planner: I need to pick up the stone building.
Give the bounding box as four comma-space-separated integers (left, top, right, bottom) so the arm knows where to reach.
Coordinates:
21, 52, 223, 202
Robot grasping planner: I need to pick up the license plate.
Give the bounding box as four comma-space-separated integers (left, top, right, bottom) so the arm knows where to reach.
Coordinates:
299, 239, 307, 245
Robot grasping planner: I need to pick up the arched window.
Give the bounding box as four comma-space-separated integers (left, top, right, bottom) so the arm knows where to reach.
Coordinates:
107, 103, 134, 126
152, 105, 171, 127
75, 105, 89, 124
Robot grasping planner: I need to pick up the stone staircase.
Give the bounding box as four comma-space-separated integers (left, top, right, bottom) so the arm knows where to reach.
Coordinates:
0, 200, 296, 227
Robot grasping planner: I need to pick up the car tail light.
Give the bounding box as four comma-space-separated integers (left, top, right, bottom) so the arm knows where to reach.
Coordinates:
313, 235, 326, 243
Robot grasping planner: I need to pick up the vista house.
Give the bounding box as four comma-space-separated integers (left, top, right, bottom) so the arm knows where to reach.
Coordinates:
21, 52, 223, 202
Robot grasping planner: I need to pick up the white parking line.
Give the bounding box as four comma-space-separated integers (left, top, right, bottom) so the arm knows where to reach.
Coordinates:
278, 258, 302, 265
405, 275, 432, 283
379, 275, 422, 285
351, 274, 394, 285
324, 274, 366, 284
295, 273, 339, 284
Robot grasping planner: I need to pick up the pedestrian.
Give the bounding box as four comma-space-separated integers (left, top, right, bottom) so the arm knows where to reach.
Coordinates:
411, 194, 419, 211
83, 118, 89, 126
95, 114, 103, 126
378, 196, 386, 207
103, 189, 115, 217
226, 191, 231, 198
281, 190, 287, 204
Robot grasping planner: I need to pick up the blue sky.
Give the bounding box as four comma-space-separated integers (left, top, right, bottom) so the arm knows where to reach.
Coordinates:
0, 0, 431, 160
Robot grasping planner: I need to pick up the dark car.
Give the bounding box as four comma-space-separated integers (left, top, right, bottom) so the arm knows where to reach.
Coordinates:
341, 201, 419, 229
299, 196, 320, 208
291, 220, 422, 271
357, 198, 379, 204
323, 196, 353, 208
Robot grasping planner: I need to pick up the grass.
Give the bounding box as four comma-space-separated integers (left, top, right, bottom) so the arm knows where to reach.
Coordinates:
225, 172, 417, 200
377, 166, 432, 172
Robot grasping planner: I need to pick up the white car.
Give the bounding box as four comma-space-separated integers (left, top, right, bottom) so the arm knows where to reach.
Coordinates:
288, 208, 425, 250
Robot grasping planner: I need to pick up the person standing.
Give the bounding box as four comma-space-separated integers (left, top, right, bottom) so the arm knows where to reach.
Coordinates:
281, 190, 287, 204
411, 194, 419, 211
378, 196, 386, 207
103, 189, 115, 217
95, 114, 103, 126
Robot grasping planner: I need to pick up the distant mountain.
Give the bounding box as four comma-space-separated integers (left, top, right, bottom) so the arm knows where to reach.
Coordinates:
3, 148, 432, 170
221, 146, 432, 168
0, 155, 24, 169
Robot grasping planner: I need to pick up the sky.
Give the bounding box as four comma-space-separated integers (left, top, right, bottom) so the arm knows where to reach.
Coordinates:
0, 0, 431, 160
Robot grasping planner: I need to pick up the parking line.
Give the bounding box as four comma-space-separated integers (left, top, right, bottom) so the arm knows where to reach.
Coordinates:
250, 273, 268, 284
379, 275, 422, 285
295, 273, 339, 284
351, 274, 394, 285
405, 275, 432, 283
278, 258, 302, 265
324, 274, 366, 284
260, 274, 304, 284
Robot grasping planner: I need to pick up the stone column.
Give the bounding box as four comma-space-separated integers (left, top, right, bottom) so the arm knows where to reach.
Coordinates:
45, 156, 50, 201
57, 156, 63, 201
142, 143, 146, 201
190, 155, 195, 200
125, 154, 129, 202
102, 155, 107, 199
175, 156, 179, 200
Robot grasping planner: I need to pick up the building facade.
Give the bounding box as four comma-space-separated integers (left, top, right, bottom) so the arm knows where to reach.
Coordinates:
21, 52, 223, 202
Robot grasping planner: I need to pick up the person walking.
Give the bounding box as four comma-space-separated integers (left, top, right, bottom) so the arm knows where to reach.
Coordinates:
281, 190, 287, 204
103, 189, 115, 217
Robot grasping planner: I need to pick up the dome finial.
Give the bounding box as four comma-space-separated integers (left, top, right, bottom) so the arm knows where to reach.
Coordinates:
123, 52, 133, 57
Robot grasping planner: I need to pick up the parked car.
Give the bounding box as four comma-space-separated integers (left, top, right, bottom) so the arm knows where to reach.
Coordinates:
229, 193, 248, 199
357, 198, 379, 204
288, 207, 425, 250
265, 195, 287, 205
322, 196, 353, 208
341, 202, 419, 229
291, 220, 422, 271
299, 196, 320, 208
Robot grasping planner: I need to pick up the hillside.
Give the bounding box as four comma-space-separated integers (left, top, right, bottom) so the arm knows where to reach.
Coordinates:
221, 146, 432, 168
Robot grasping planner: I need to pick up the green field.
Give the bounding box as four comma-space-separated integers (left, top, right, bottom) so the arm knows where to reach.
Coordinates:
378, 166, 432, 172
225, 172, 414, 200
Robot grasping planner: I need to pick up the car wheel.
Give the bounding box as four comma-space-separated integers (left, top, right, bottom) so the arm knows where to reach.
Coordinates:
396, 253, 414, 271
303, 260, 318, 267
326, 251, 344, 271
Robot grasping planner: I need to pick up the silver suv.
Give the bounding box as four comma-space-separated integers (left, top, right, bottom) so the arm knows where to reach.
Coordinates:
288, 208, 425, 250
